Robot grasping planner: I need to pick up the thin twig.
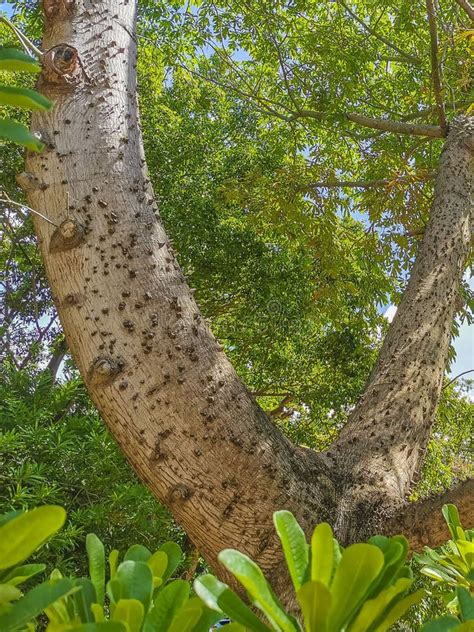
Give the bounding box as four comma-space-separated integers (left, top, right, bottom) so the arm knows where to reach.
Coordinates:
0, 16, 43, 57
426, 0, 447, 132
302, 171, 436, 191
443, 369, 474, 389
337, 0, 421, 65
0, 195, 58, 227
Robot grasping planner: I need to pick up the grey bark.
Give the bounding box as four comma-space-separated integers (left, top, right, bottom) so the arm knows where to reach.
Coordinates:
18, 0, 473, 594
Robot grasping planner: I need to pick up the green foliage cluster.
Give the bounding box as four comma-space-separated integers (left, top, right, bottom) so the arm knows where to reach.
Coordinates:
0, 366, 181, 577
1, 505, 473, 631
0, 30, 52, 151
415, 505, 474, 625
0, 505, 219, 632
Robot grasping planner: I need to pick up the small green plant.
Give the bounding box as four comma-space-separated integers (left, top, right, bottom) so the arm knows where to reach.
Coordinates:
0, 16, 52, 151
195, 510, 424, 631
0, 505, 79, 631
415, 503, 474, 625
0, 505, 220, 631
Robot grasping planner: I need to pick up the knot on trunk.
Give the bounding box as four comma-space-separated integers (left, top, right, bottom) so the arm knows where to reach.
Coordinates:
50, 219, 85, 253
89, 356, 125, 386
42, 0, 76, 19
42, 44, 81, 86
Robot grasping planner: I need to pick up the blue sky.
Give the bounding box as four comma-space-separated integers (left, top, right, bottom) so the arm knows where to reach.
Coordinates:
1, 0, 472, 389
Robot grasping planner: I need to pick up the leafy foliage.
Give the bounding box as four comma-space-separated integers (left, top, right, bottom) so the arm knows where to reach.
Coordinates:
415, 504, 474, 618
195, 510, 425, 631
0, 33, 52, 151
0, 505, 219, 632
0, 366, 182, 577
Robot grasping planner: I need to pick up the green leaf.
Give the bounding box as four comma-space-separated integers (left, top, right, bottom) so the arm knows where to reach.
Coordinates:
421, 615, 462, 631
297, 580, 332, 632
124, 545, 152, 563
109, 550, 119, 580
442, 505, 465, 541
366, 538, 407, 599
348, 577, 412, 632
143, 579, 189, 632
457, 586, 474, 621
73, 578, 96, 623
218, 549, 299, 632
327, 543, 384, 630
274, 510, 309, 591
0, 117, 44, 151
1, 563, 46, 586
0, 505, 66, 570
311, 523, 334, 587
112, 599, 144, 632
166, 597, 203, 632
147, 551, 168, 581
0, 578, 77, 631
86, 534, 105, 607
158, 542, 183, 582
194, 574, 272, 632
0, 86, 53, 111
114, 561, 153, 613
373, 589, 425, 632
0, 48, 41, 73
0, 583, 21, 604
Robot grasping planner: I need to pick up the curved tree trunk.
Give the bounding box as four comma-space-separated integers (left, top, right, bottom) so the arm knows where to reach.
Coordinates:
19, 0, 473, 594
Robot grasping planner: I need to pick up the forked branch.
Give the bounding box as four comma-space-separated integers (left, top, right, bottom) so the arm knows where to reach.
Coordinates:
454, 0, 474, 21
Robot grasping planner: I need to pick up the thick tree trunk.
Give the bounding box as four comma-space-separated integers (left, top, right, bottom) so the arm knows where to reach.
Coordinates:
19, 0, 472, 594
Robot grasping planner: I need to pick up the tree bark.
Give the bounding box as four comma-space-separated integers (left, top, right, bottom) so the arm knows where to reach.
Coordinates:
19, 0, 473, 594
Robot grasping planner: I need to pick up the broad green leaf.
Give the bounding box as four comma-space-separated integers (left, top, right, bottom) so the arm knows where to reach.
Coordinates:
0, 117, 44, 151
218, 549, 298, 632
373, 589, 424, 632
143, 579, 189, 632
0, 86, 53, 111
0, 48, 41, 73
109, 550, 119, 580
297, 580, 332, 632
124, 545, 152, 563
86, 534, 105, 607
114, 561, 153, 613
442, 505, 465, 541
158, 542, 182, 583
0, 511, 23, 528
311, 523, 334, 586
47, 624, 127, 631
167, 597, 203, 632
112, 599, 144, 632
0, 578, 77, 631
420, 615, 462, 631
1, 563, 46, 586
274, 510, 309, 591
0, 583, 21, 603
327, 544, 384, 630
147, 551, 168, 581
457, 586, 474, 621
73, 578, 96, 623
366, 538, 406, 598
194, 574, 271, 632
0, 506, 66, 570
348, 577, 412, 632
190, 605, 223, 632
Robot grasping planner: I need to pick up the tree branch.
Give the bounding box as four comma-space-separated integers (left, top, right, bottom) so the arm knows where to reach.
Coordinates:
384, 478, 474, 551
302, 171, 436, 191
426, 0, 447, 132
337, 1, 421, 65
454, 0, 474, 21
346, 113, 445, 137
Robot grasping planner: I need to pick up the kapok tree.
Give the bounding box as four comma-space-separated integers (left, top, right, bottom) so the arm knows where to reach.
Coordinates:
15, 0, 473, 598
